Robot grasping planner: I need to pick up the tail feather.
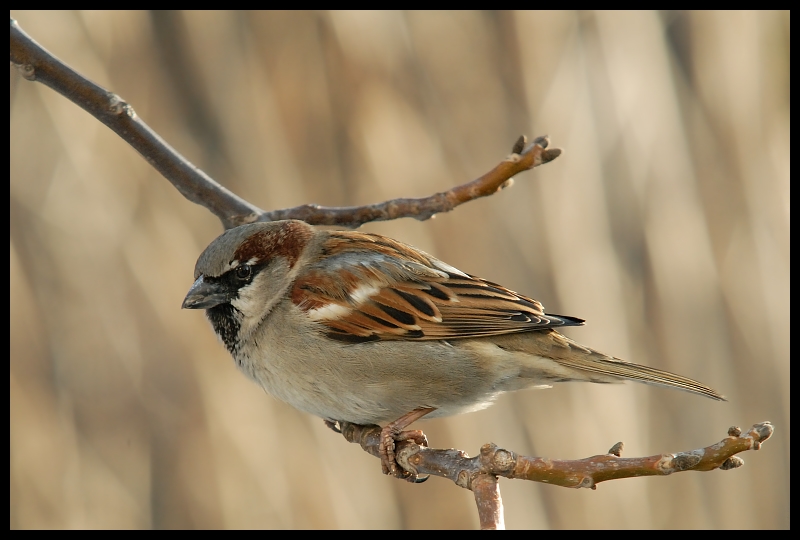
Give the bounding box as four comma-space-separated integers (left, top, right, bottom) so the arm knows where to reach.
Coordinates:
555, 337, 726, 401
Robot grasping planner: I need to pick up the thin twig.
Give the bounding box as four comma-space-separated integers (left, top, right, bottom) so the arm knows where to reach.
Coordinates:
10, 18, 262, 230
10, 18, 561, 231
262, 135, 561, 228
338, 421, 774, 530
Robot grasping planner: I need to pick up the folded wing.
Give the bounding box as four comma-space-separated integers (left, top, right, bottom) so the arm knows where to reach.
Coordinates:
290, 231, 583, 343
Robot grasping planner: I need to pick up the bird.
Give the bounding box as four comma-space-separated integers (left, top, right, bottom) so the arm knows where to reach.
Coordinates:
182, 219, 725, 480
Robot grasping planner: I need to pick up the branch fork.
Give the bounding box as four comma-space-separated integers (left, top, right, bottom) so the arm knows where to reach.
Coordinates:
337, 421, 774, 529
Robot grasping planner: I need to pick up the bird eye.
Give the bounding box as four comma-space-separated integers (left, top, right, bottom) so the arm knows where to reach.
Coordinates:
235, 264, 252, 280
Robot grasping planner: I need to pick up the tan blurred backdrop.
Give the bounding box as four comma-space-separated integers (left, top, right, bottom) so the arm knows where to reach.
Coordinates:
10, 11, 789, 529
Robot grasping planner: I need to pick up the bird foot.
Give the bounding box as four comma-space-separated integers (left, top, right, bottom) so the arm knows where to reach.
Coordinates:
378, 407, 436, 482
323, 419, 342, 433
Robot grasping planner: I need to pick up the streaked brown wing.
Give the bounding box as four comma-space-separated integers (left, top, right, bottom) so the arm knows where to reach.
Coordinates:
290, 231, 583, 343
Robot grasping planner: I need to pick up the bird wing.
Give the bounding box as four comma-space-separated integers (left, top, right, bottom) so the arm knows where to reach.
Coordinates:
290, 231, 583, 343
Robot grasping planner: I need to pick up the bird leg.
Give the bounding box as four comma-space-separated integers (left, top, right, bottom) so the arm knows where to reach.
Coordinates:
380, 407, 436, 481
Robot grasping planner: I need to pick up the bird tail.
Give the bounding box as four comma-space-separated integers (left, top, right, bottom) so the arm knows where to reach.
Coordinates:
554, 335, 726, 401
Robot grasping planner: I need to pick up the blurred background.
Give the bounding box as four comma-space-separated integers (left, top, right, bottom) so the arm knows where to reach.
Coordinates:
10, 11, 789, 529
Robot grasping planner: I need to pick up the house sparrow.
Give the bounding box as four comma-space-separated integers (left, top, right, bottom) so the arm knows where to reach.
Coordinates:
182, 219, 724, 479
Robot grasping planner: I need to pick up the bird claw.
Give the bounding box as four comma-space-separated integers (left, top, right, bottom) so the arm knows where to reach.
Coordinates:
379, 426, 429, 482
323, 419, 342, 433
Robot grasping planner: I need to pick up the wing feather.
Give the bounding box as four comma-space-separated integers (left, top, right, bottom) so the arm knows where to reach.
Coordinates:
291, 231, 584, 343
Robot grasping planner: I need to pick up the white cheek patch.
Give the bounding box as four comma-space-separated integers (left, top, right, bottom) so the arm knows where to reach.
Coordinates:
230, 271, 270, 318
230, 289, 259, 316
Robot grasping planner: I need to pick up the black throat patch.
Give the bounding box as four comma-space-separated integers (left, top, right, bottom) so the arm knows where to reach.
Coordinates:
206, 303, 242, 355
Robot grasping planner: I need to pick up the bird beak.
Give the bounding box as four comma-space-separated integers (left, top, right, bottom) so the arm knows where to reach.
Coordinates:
182, 275, 230, 309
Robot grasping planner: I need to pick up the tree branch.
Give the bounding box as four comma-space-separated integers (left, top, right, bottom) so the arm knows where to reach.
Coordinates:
261, 134, 561, 228
10, 18, 561, 230
337, 421, 774, 530
10, 18, 262, 230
